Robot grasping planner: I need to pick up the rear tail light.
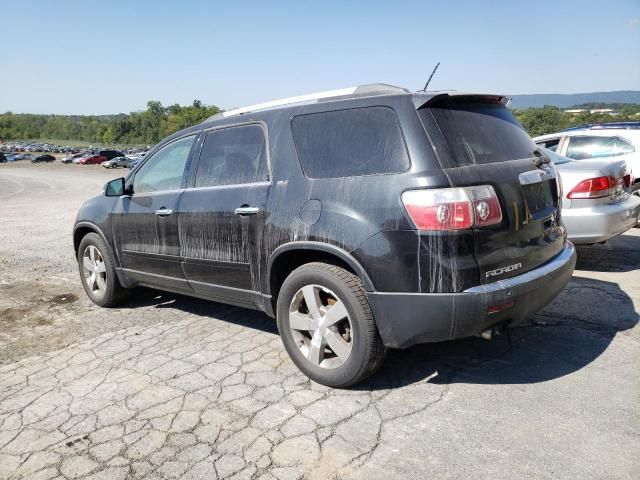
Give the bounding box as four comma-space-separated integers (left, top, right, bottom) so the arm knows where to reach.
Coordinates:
402, 186, 502, 231
567, 176, 613, 199
567, 174, 632, 199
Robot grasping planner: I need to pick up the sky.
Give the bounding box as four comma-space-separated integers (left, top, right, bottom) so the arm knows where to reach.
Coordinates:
1, 0, 639, 115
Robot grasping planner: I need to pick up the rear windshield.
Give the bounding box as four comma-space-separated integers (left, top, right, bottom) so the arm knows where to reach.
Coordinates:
418, 99, 537, 168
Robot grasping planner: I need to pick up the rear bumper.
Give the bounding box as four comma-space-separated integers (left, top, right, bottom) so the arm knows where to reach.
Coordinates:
367, 242, 576, 348
563, 195, 640, 244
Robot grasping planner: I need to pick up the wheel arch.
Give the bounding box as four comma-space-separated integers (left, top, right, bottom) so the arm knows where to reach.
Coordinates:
74, 222, 105, 253
73, 222, 121, 268
267, 242, 374, 309
74, 221, 132, 287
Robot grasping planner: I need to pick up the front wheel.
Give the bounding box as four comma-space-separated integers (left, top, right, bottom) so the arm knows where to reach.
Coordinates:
276, 262, 386, 387
77, 233, 128, 307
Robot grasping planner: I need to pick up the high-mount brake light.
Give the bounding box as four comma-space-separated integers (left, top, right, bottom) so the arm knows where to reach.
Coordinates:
402, 186, 502, 231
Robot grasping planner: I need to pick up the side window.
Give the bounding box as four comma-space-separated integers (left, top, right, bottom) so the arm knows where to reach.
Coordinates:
536, 138, 560, 152
291, 106, 410, 178
133, 135, 195, 194
565, 135, 633, 160
194, 124, 268, 187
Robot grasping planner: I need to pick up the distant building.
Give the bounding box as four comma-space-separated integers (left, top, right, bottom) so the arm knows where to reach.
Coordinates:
564, 108, 619, 116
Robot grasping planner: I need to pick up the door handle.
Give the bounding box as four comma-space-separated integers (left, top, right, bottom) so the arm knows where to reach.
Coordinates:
234, 206, 260, 216
155, 208, 173, 216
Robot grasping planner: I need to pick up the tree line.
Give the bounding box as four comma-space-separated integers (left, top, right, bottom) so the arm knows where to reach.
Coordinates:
1, 100, 639, 146
0, 100, 221, 146
513, 104, 640, 137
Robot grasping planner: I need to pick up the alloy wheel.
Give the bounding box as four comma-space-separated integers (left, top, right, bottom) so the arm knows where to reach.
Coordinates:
82, 245, 107, 295
289, 284, 353, 369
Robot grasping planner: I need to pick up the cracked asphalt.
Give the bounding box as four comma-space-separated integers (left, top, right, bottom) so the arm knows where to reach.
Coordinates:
1, 162, 639, 479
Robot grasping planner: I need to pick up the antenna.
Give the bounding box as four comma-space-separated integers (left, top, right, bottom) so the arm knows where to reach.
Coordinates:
421, 62, 440, 91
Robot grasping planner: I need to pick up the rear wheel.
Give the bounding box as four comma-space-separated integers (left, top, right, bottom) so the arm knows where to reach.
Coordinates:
277, 262, 386, 387
77, 233, 127, 307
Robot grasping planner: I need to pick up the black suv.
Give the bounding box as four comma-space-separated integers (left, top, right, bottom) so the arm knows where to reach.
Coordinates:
74, 84, 576, 387
97, 149, 126, 161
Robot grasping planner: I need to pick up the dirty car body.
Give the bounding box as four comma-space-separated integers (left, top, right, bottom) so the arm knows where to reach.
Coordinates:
74, 84, 576, 385
545, 148, 640, 244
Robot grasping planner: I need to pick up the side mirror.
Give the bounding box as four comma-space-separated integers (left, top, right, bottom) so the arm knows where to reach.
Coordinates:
105, 177, 125, 196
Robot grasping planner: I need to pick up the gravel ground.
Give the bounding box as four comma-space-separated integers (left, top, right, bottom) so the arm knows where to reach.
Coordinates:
0, 161, 639, 480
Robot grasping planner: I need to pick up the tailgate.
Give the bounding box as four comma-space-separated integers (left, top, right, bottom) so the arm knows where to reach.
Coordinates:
417, 95, 566, 283
444, 161, 564, 283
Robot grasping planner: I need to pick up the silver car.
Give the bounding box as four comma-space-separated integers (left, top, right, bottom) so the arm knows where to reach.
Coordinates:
101, 156, 133, 169
534, 123, 640, 194
544, 148, 640, 244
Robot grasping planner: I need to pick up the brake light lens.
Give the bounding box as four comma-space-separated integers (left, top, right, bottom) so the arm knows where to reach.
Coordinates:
402, 186, 502, 231
567, 176, 612, 199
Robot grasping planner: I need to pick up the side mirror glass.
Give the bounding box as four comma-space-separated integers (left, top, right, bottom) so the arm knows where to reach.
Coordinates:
105, 177, 125, 196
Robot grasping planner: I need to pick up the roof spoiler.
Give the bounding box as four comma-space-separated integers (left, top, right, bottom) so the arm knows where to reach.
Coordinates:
412, 92, 512, 110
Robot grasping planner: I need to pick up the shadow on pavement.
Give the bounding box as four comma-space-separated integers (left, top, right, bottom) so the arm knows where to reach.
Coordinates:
121, 288, 279, 335
363, 275, 638, 390
118, 275, 637, 391
575, 231, 640, 272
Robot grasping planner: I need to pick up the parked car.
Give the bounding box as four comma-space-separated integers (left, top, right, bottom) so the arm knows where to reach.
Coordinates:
79, 154, 107, 165
96, 150, 125, 161
533, 122, 640, 194
32, 154, 56, 163
544, 148, 640, 243
102, 156, 133, 169
62, 153, 81, 164
13, 154, 34, 161
74, 84, 576, 387
0, 153, 6, 163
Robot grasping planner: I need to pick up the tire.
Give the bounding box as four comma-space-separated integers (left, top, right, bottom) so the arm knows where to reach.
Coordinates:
77, 232, 128, 307
276, 262, 387, 387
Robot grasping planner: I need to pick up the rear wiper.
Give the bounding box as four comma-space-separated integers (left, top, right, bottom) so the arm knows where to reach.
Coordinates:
532, 148, 551, 167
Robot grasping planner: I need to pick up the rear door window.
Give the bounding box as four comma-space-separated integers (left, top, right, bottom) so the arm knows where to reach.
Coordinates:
291, 106, 410, 178
195, 124, 269, 187
418, 99, 537, 167
565, 135, 635, 160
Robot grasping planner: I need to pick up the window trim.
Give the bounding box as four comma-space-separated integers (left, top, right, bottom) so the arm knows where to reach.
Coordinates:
290, 105, 411, 180
189, 120, 272, 189
128, 132, 199, 196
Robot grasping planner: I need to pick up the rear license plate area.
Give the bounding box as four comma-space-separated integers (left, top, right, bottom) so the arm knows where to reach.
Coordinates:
522, 180, 557, 218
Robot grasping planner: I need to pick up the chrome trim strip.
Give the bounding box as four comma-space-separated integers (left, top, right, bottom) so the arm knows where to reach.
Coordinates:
464, 242, 575, 294
519, 167, 557, 185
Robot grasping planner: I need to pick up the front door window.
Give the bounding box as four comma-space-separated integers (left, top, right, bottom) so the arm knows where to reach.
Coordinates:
133, 135, 195, 194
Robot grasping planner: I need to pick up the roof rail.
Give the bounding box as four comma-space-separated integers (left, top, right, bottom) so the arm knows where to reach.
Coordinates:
563, 121, 640, 132
205, 83, 409, 121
